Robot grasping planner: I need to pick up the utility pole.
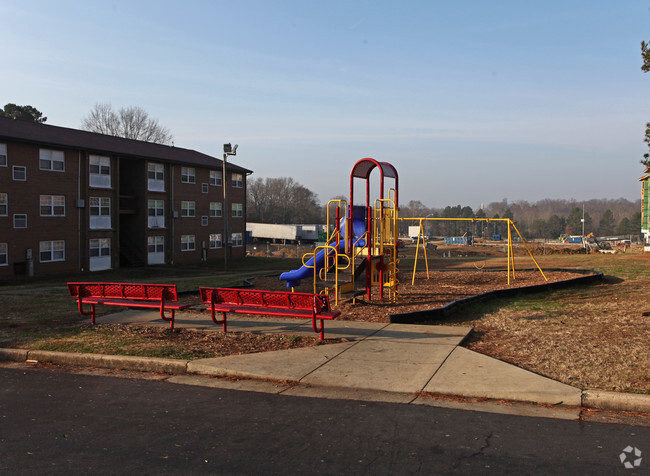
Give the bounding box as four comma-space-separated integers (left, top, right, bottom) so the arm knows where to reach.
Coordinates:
223, 143, 238, 269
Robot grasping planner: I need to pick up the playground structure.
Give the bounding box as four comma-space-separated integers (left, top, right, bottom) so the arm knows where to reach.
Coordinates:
279, 158, 548, 305
280, 158, 400, 304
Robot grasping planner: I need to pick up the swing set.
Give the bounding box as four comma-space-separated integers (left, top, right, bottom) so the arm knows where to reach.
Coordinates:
400, 217, 548, 285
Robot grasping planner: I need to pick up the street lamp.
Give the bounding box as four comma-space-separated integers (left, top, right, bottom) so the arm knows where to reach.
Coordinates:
223, 143, 238, 269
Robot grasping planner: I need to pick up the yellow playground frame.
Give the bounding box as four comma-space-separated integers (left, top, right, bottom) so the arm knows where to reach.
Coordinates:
401, 217, 548, 286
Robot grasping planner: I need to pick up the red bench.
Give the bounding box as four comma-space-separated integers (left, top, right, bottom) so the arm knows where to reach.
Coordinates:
67, 282, 191, 329
199, 287, 341, 340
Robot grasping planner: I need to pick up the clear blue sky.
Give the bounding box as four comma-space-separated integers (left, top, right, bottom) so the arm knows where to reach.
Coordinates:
2, 1, 648, 209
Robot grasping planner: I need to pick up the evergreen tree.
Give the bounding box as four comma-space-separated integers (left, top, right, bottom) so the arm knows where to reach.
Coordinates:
598, 209, 616, 236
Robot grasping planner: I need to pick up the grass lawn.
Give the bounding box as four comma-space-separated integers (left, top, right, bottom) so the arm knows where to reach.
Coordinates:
442, 248, 650, 394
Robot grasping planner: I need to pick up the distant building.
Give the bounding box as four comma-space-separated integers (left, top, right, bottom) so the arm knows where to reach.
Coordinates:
640, 166, 650, 247
0, 117, 252, 278
247, 223, 326, 243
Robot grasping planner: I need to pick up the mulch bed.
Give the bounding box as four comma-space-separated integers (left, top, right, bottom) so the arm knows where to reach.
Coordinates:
250, 269, 583, 323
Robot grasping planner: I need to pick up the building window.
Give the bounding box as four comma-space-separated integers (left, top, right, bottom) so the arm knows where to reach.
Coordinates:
0, 243, 7, 266
232, 203, 243, 217
39, 149, 65, 172
0, 143, 7, 167
89, 197, 111, 229
0, 193, 6, 216
147, 236, 165, 264
148, 199, 165, 228
209, 202, 222, 218
210, 170, 222, 186
209, 233, 222, 249
13, 214, 27, 228
181, 201, 195, 217
12, 166, 26, 181
181, 167, 195, 184
89, 238, 111, 271
232, 173, 243, 188
181, 235, 195, 251
40, 195, 66, 217
39, 240, 65, 262
231, 232, 243, 247
202, 183, 209, 194
147, 163, 165, 192
89, 155, 111, 188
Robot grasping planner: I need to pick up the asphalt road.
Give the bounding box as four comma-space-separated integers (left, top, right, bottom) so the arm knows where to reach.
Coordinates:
0, 367, 648, 475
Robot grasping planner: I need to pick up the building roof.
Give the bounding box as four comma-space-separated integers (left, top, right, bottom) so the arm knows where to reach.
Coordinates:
0, 116, 252, 174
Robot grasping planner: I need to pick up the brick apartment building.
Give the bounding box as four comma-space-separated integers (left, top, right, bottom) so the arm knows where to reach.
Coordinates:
0, 117, 252, 279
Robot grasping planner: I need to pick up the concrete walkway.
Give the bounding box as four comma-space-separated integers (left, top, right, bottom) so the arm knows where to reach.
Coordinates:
98, 309, 583, 412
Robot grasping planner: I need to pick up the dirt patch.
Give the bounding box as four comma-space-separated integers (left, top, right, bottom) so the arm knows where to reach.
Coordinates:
6, 323, 333, 360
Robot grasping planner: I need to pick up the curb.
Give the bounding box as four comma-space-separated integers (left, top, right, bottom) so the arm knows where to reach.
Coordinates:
582, 390, 650, 413
0, 348, 190, 375
2, 348, 649, 413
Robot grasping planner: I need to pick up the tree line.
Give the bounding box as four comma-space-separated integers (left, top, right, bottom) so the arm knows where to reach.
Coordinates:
245, 176, 641, 240
399, 198, 641, 239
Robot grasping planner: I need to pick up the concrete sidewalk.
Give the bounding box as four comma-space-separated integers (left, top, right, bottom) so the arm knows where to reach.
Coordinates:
4, 309, 649, 418
105, 310, 582, 407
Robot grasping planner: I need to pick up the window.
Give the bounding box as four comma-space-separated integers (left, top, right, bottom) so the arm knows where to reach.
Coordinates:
0, 243, 6, 266
231, 232, 243, 247
232, 203, 243, 217
89, 238, 111, 271
232, 173, 243, 188
13, 214, 27, 228
39, 149, 65, 172
0, 143, 6, 167
201, 216, 208, 226
39, 240, 65, 262
210, 170, 222, 186
147, 163, 165, 191
147, 236, 165, 264
89, 197, 111, 229
202, 183, 209, 193
148, 199, 165, 228
209, 202, 222, 218
12, 166, 26, 181
181, 167, 195, 184
209, 233, 222, 249
40, 195, 66, 217
89, 155, 111, 188
181, 201, 195, 217
181, 235, 195, 251
0, 193, 6, 216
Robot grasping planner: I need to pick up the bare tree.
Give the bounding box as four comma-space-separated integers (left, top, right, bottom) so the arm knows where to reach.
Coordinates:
247, 177, 322, 224
81, 103, 173, 145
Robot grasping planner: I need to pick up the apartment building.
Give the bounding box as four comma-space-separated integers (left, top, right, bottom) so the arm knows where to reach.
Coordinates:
0, 117, 252, 278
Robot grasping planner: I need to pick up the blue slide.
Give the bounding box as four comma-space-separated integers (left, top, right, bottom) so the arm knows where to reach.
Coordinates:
280, 209, 367, 288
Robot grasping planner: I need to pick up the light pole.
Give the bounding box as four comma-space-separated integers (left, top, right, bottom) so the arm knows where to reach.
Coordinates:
223, 143, 238, 269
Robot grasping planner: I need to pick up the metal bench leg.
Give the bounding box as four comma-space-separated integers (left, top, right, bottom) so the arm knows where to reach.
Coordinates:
209, 303, 227, 332
311, 316, 325, 340
160, 303, 175, 329
77, 300, 96, 324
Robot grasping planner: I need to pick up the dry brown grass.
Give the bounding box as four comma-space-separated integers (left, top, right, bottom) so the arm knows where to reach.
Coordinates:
446, 251, 650, 394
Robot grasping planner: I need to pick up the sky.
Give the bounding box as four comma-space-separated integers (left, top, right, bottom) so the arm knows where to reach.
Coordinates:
2, 1, 648, 210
